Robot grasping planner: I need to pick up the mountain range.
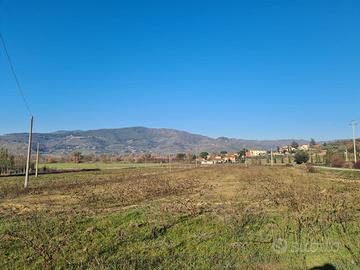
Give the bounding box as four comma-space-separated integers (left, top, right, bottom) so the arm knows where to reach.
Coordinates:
0, 127, 309, 155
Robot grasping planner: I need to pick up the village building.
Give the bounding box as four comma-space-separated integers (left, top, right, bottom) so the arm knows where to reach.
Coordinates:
280, 145, 297, 154
201, 155, 222, 165
223, 153, 238, 163
245, 150, 267, 157
200, 153, 238, 164
299, 144, 310, 151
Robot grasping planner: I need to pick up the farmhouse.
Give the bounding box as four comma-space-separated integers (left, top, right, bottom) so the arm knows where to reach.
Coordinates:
280, 145, 297, 154
299, 144, 310, 151
200, 153, 238, 165
201, 155, 221, 165
245, 150, 267, 157
223, 153, 238, 163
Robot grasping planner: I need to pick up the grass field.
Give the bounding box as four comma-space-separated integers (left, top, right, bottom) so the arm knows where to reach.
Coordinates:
40, 162, 170, 170
0, 165, 359, 269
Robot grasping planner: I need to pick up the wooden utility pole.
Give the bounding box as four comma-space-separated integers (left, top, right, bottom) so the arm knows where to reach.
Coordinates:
195, 147, 198, 168
35, 142, 39, 177
24, 116, 33, 188
169, 154, 172, 173
345, 148, 349, 162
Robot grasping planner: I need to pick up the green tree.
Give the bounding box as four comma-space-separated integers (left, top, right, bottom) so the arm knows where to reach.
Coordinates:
291, 141, 299, 149
199, 152, 209, 159
294, 151, 309, 164
237, 149, 248, 163
237, 149, 248, 158
310, 138, 316, 147
176, 153, 186, 161
0, 148, 15, 174
220, 151, 228, 157
188, 154, 196, 162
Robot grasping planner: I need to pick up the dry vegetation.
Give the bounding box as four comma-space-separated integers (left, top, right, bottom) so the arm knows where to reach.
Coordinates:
0, 165, 359, 269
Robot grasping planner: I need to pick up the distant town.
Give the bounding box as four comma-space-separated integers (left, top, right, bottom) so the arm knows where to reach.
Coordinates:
199, 141, 326, 165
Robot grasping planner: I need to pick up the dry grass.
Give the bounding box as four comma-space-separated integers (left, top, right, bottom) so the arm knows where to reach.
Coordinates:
0, 165, 359, 269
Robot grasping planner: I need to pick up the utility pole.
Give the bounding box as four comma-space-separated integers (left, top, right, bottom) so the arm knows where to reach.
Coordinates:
351, 121, 357, 163
195, 147, 198, 168
168, 154, 172, 173
345, 147, 349, 162
24, 116, 33, 188
35, 142, 39, 177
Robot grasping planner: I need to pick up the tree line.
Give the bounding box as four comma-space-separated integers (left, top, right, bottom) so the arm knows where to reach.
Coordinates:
0, 148, 33, 175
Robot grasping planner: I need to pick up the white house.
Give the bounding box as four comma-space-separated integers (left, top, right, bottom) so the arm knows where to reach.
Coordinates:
299, 144, 310, 151
246, 150, 267, 157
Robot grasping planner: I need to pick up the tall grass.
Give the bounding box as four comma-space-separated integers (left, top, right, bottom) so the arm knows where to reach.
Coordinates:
0, 165, 359, 269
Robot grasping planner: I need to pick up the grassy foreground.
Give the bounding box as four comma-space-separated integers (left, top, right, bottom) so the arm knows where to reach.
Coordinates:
40, 162, 169, 170
0, 165, 359, 269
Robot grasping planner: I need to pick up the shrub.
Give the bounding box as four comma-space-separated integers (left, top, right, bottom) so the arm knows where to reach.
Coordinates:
47, 156, 58, 163
294, 151, 309, 164
343, 162, 354, 169
175, 153, 186, 161
354, 161, 360, 169
69, 151, 83, 163
330, 154, 345, 168
305, 165, 316, 173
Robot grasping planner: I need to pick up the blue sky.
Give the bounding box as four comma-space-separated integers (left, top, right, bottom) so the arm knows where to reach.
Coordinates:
0, 0, 359, 140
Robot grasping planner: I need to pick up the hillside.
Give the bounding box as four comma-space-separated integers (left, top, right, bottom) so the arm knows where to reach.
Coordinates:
0, 127, 308, 155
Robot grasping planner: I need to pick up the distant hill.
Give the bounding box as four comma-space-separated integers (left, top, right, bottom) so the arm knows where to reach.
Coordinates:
322, 138, 360, 151
0, 127, 309, 155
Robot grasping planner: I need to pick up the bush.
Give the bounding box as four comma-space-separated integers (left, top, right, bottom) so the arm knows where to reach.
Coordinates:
305, 165, 316, 173
175, 153, 186, 161
294, 151, 309, 164
343, 162, 354, 169
330, 154, 345, 168
354, 161, 360, 169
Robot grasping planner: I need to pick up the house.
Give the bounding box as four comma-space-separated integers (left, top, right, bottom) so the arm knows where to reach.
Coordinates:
223, 153, 238, 163
299, 144, 310, 151
310, 144, 322, 152
280, 145, 297, 154
200, 153, 238, 164
209, 155, 223, 163
280, 146, 290, 153
201, 160, 217, 165
245, 150, 267, 157
201, 155, 222, 165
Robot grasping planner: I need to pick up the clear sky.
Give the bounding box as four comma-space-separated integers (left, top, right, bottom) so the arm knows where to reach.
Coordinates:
0, 0, 359, 140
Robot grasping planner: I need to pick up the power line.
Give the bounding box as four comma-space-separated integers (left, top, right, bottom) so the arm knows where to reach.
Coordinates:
0, 31, 33, 116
